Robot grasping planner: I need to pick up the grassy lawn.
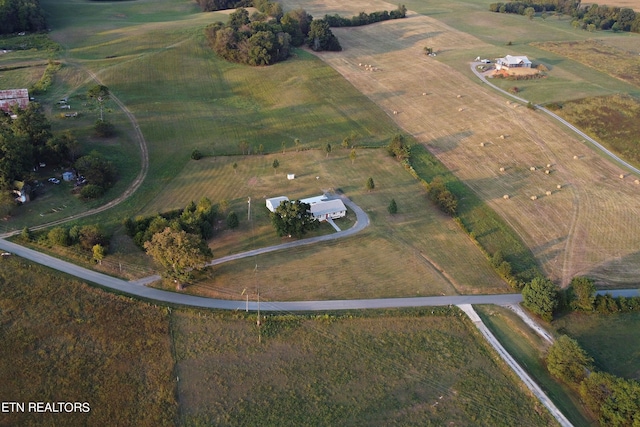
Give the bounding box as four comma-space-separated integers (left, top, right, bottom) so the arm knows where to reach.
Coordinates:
0, 256, 176, 426
147, 148, 510, 301
475, 305, 596, 426
173, 307, 555, 426
553, 311, 640, 381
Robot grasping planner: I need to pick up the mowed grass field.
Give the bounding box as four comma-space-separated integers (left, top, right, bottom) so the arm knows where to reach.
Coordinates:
0, 256, 176, 427
282, 0, 640, 286
173, 308, 555, 426
553, 311, 640, 381
147, 148, 509, 300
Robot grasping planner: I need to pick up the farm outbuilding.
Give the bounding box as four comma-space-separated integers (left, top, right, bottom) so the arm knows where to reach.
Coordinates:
0, 89, 29, 113
265, 196, 289, 212
62, 171, 76, 181
495, 55, 531, 71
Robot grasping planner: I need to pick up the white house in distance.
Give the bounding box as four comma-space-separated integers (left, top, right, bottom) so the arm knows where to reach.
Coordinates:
495, 55, 531, 71
266, 194, 347, 221
266, 196, 289, 212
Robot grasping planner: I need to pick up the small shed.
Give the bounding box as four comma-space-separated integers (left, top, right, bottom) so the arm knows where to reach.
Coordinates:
62, 171, 76, 181
266, 196, 289, 212
287, 174, 295, 180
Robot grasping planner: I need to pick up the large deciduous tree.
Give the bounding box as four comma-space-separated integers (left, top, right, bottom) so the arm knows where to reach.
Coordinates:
569, 276, 596, 311
88, 85, 110, 121
522, 276, 558, 321
545, 335, 593, 384
307, 19, 342, 51
144, 227, 212, 290
270, 200, 317, 238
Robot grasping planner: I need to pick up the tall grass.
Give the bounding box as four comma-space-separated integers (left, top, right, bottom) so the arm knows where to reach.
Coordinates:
173, 307, 555, 426
0, 256, 176, 426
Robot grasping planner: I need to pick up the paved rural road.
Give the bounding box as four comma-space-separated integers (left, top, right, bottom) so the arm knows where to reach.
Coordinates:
470, 62, 640, 176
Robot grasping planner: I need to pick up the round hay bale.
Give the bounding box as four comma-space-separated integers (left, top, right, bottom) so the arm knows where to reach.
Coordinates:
530, 195, 537, 200
546, 163, 551, 168
358, 63, 362, 66
620, 174, 625, 179
546, 191, 552, 196
557, 184, 562, 189
422, 92, 427, 96
506, 101, 511, 105
573, 155, 579, 159
499, 167, 505, 172
480, 142, 485, 147
393, 110, 398, 115
457, 94, 462, 98
635, 180, 640, 185
458, 108, 464, 112
499, 135, 505, 139
503, 194, 510, 199
545, 170, 550, 174
530, 166, 536, 171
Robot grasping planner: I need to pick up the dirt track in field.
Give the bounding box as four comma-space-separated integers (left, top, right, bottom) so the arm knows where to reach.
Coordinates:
285, 1, 640, 286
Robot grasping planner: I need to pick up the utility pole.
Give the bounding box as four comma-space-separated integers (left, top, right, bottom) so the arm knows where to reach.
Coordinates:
247, 196, 251, 221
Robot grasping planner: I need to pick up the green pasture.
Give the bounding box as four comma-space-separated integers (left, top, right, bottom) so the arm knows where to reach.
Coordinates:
475, 305, 596, 426
404, 0, 640, 102
0, 256, 176, 427
553, 311, 640, 381
173, 308, 555, 426
148, 148, 510, 300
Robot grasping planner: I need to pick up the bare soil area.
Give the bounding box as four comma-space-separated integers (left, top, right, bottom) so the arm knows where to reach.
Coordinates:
284, 1, 640, 286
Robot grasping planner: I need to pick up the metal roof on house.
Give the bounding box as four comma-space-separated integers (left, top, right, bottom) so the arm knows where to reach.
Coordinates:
497, 55, 531, 66
309, 199, 346, 216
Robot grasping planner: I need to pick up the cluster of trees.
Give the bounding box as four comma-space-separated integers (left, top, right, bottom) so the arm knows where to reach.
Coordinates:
387, 134, 411, 162
545, 335, 640, 426
523, 275, 640, 322
427, 177, 457, 216
571, 5, 639, 32
204, 7, 316, 66
75, 151, 116, 199
323, 5, 407, 27
270, 200, 318, 238
23, 223, 109, 263
124, 198, 218, 249
0, 0, 47, 35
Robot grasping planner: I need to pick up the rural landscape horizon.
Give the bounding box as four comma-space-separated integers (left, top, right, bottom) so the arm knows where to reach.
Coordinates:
1, 0, 639, 425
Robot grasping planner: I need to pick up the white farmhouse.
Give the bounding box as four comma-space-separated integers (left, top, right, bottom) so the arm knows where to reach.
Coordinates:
265, 196, 289, 212
308, 198, 347, 221
495, 55, 531, 71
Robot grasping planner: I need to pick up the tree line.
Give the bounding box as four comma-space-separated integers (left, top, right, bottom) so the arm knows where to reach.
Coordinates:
0, 0, 47, 35
323, 5, 407, 27
489, 0, 640, 33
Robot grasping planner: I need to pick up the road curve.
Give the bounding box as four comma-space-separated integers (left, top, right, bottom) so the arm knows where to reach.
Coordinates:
0, 66, 150, 239
206, 194, 369, 267
470, 62, 640, 176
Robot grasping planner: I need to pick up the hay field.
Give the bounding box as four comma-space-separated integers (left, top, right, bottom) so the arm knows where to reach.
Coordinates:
282, 1, 640, 286
147, 149, 509, 300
